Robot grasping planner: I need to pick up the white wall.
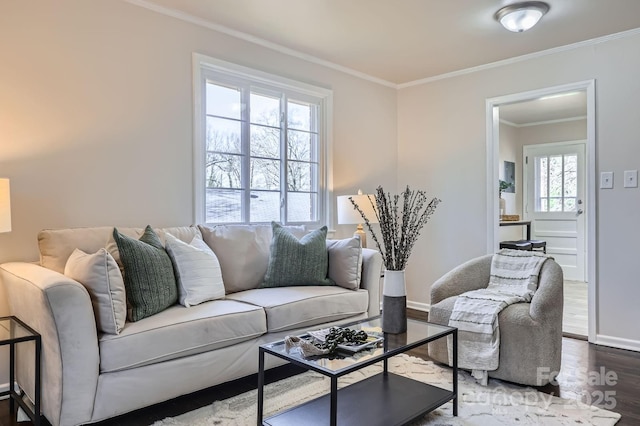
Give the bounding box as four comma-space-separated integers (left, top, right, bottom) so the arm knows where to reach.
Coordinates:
0, 0, 398, 263
398, 33, 640, 348
0, 0, 397, 385
498, 123, 520, 241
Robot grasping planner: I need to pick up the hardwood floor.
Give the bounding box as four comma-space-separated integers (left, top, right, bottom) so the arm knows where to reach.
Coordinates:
564, 280, 588, 336
1, 309, 638, 425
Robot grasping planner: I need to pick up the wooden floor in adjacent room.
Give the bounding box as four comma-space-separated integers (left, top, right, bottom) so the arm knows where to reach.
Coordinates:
563, 279, 588, 337
1, 309, 638, 426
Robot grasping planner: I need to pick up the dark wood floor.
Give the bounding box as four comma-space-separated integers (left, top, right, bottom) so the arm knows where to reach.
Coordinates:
1, 309, 638, 425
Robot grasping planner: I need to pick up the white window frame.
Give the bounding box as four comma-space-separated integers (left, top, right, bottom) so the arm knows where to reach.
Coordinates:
192, 53, 333, 227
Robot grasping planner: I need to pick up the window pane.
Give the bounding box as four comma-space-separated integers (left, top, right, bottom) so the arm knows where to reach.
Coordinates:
288, 161, 315, 191
549, 156, 563, 197
250, 124, 280, 158
250, 191, 280, 222
564, 198, 576, 211
206, 83, 241, 119
288, 101, 312, 131
207, 117, 241, 153
250, 158, 280, 190
288, 192, 317, 222
539, 197, 548, 212
549, 198, 562, 212
288, 130, 313, 161
206, 189, 242, 223
538, 157, 548, 197
250, 93, 279, 126
564, 154, 577, 197
206, 153, 242, 188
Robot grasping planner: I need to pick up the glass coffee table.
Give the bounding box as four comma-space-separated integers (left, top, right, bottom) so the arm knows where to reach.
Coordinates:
258, 316, 457, 426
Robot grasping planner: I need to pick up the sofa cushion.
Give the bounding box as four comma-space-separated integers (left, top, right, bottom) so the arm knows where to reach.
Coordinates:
64, 248, 127, 334
262, 223, 333, 288
226, 287, 369, 332
198, 224, 306, 293
39, 226, 141, 274
327, 237, 363, 290
38, 225, 201, 274
98, 300, 266, 373
164, 233, 225, 307
113, 226, 178, 322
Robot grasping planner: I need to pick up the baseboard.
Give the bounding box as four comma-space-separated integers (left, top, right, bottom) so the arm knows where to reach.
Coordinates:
406, 300, 430, 312
595, 334, 640, 352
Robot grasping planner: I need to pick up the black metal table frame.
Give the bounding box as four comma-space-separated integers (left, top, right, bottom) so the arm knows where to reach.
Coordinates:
257, 319, 457, 426
0, 316, 41, 426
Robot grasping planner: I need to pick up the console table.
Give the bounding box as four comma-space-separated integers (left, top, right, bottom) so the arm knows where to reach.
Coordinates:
499, 220, 531, 240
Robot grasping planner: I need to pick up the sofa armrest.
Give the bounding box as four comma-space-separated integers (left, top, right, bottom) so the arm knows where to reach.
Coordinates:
360, 248, 383, 317
430, 254, 493, 305
0, 262, 100, 426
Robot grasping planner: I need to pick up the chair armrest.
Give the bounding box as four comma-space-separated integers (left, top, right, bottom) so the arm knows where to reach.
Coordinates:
360, 248, 383, 317
430, 254, 493, 305
0, 262, 100, 426
529, 259, 564, 323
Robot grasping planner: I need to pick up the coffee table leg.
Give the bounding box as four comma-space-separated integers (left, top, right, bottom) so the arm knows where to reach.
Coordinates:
453, 329, 458, 416
257, 348, 265, 426
330, 377, 337, 426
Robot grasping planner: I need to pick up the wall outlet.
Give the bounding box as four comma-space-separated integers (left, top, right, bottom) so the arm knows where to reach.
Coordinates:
600, 171, 614, 189
624, 170, 638, 188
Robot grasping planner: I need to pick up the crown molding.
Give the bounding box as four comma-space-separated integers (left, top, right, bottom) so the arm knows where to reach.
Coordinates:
123, 0, 397, 88
398, 27, 640, 89
500, 115, 587, 128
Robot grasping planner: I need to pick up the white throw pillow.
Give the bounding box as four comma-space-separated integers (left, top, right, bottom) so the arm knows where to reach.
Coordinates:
327, 237, 363, 290
64, 248, 127, 334
164, 233, 225, 307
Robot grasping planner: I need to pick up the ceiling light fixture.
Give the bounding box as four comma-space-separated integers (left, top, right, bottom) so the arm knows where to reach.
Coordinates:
495, 1, 550, 33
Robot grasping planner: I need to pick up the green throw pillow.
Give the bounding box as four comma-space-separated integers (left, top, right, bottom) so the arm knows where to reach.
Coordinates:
261, 222, 334, 288
113, 226, 178, 321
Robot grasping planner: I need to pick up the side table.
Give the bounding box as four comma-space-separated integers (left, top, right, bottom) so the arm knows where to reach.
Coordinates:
0, 316, 41, 426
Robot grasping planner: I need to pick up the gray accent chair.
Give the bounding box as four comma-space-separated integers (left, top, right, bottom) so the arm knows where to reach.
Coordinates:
427, 254, 563, 386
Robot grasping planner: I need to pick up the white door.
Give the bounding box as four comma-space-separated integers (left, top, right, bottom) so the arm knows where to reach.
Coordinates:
524, 142, 586, 281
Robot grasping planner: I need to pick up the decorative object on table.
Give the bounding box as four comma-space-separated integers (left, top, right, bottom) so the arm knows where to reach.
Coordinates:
350, 186, 440, 334
285, 327, 381, 357
499, 179, 512, 216
336, 190, 378, 248
0, 179, 11, 233
500, 214, 520, 221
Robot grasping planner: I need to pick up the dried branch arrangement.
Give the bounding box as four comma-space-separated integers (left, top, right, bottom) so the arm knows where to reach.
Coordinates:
350, 186, 440, 271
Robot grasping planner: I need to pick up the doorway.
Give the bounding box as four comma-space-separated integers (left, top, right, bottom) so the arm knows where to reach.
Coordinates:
486, 80, 596, 341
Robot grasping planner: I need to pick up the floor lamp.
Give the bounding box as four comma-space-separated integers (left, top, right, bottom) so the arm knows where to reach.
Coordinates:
336, 191, 377, 248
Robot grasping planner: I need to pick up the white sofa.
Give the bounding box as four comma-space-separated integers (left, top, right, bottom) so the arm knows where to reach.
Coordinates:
0, 224, 383, 426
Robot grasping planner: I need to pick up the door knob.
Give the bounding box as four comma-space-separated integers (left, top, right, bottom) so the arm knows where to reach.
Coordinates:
577, 209, 584, 215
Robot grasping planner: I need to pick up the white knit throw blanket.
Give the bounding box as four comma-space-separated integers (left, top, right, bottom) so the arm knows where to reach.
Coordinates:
448, 249, 550, 385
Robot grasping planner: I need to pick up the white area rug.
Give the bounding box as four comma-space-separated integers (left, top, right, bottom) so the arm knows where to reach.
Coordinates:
153, 354, 620, 426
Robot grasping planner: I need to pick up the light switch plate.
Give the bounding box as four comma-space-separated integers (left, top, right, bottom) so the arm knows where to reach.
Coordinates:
624, 170, 638, 188
600, 171, 614, 189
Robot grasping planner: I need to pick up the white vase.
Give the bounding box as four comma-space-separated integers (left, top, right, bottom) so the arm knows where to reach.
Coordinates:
382, 270, 407, 334
499, 197, 506, 217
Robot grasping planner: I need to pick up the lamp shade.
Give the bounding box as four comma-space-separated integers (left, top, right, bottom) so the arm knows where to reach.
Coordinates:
337, 194, 378, 224
0, 179, 11, 233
